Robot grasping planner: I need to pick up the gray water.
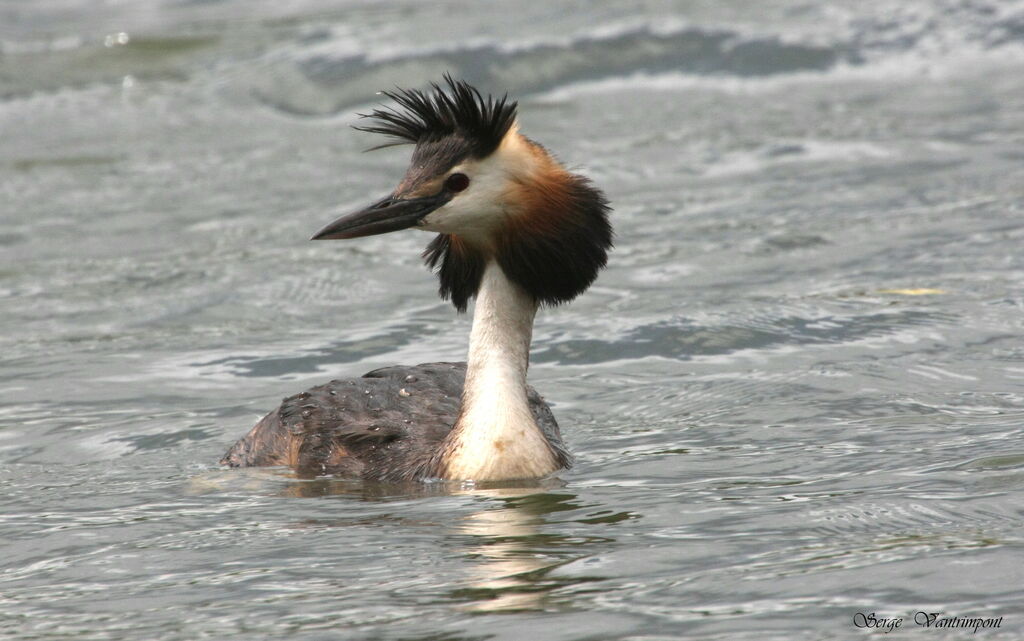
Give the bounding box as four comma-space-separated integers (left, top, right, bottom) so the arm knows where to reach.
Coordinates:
3, 1, 1024, 639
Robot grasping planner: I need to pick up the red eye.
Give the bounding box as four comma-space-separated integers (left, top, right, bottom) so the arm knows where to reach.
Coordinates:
445, 173, 470, 193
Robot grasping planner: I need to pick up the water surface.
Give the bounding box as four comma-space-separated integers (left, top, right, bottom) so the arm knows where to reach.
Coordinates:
2, 1, 1024, 639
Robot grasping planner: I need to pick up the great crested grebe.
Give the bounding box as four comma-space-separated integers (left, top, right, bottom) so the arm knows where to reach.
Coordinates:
220, 76, 612, 482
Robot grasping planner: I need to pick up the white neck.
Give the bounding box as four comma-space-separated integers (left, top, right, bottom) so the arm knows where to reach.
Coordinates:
440, 261, 561, 480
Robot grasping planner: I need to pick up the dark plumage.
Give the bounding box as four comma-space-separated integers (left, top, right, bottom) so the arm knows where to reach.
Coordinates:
496, 173, 613, 306
220, 363, 569, 481
425, 168, 613, 311
422, 233, 486, 313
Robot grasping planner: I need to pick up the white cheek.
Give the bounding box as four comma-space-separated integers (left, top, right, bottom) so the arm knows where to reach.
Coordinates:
420, 165, 508, 238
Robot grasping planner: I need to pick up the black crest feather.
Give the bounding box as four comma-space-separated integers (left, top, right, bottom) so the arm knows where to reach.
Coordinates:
355, 74, 518, 157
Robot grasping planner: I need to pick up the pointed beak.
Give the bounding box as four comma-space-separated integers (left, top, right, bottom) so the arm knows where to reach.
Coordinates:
311, 192, 451, 240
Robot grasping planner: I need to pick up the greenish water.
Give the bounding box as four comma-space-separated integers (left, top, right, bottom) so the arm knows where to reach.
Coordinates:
2, 1, 1024, 639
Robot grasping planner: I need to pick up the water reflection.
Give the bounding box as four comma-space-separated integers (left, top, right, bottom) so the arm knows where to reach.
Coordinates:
199, 471, 616, 613
451, 489, 615, 613
455, 490, 571, 612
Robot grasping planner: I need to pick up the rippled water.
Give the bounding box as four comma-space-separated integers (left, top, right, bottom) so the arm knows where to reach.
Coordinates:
3, 1, 1024, 639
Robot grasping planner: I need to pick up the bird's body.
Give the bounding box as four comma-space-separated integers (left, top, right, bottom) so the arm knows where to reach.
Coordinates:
221, 76, 612, 482
219, 361, 568, 481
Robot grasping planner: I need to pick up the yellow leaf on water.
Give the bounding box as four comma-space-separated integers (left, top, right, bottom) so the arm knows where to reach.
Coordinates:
877, 288, 946, 295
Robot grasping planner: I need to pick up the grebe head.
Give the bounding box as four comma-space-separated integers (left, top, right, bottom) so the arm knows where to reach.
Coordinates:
313, 74, 613, 311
